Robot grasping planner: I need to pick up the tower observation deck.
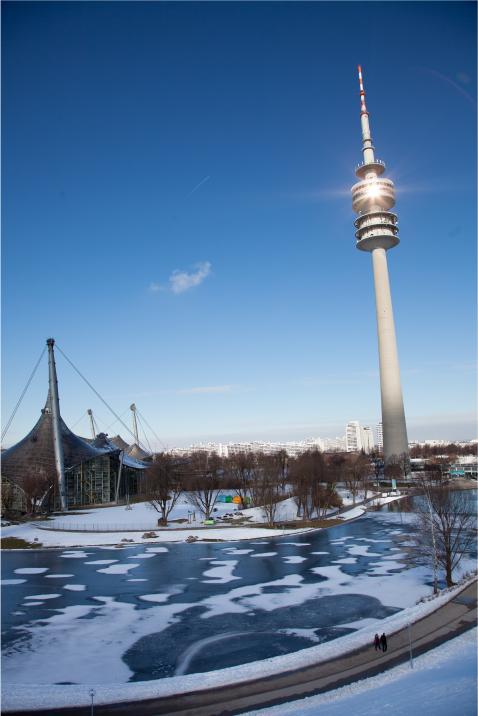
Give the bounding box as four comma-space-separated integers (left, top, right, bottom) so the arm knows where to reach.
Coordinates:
351, 66, 409, 466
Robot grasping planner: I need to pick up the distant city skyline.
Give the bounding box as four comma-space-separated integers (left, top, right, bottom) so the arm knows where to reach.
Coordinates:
2, 2, 476, 450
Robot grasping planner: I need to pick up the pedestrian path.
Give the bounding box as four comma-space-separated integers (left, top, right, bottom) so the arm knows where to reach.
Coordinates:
6, 580, 477, 716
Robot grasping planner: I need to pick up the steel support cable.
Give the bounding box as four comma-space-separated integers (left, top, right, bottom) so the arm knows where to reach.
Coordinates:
105, 407, 130, 432
55, 344, 150, 453
135, 412, 152, 454
70, 411, 88, 431
1, 347, 46, 442
137, 409, 167, 450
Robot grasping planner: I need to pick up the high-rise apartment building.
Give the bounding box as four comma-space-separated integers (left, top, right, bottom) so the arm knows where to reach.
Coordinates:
361, 426, 374, 453
346, 421, 362, 452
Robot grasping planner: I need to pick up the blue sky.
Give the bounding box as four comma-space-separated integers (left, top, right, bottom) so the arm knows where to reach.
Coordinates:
2, 1, 476, 448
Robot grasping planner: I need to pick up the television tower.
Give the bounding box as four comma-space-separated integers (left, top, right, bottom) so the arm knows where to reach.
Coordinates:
351, 66, 409, 464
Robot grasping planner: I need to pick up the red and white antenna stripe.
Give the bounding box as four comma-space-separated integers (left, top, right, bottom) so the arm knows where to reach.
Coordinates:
358, 64, 368, 115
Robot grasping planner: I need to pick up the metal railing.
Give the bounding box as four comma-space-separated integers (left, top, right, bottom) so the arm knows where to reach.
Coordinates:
35, 522, 162, 533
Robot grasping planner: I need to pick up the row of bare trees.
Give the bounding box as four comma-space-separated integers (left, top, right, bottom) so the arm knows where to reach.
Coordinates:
143, 449, 378, 527
143, 450, 289, 527
409, 442, 476, 459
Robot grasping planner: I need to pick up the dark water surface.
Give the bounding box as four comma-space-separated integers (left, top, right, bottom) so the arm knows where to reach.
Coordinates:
1, 496, 476, 683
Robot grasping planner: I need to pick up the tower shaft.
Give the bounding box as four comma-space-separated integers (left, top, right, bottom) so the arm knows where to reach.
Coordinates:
371, 248, 409, 459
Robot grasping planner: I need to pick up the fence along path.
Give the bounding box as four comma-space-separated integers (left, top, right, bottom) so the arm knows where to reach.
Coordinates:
35, 522, 160, 532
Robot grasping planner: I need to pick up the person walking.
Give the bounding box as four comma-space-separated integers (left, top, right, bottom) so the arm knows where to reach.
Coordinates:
374, 633, 381, 651
380, 633, 388, 652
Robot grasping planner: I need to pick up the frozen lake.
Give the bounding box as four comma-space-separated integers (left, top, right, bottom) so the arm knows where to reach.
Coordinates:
2, 502, 476, 685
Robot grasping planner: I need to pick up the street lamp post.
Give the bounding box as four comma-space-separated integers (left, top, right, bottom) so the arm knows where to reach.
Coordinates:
407, 622, 414, 669
89, 688, 96, 716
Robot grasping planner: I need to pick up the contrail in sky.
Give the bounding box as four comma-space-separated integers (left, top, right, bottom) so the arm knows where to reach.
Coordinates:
187, 175, 211, 197
415, 67, 476, 109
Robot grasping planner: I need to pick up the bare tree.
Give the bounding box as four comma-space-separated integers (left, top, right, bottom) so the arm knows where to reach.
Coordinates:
384, 452, 410, 483
345, 453, 371, 504
144, 453, 183, 526
252, 453, 283, 527
325, 454, 347, 492
225, 452, 256, 507
411, 479, 476, 588
186, 451, 222, 521
21, 467, 52, 515
290, 450, 326, 520
293, 451, 343, 520
1, 479, 19, 515
276, 449, 289, 495
426, 457, 450, 485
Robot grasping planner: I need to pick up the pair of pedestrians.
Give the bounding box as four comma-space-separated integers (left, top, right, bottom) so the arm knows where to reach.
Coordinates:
374, 632, 387, 652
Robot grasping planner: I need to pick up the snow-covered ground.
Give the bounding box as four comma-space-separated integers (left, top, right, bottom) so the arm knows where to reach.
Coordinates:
2, 573, 475, 711
245, 627, 477, 716
1, 493, 374, 548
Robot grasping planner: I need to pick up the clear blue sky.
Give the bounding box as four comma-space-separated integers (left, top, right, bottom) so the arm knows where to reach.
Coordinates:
2, 1, 476, 448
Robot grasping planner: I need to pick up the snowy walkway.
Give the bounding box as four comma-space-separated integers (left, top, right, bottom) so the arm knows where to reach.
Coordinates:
4, 579, 476, 715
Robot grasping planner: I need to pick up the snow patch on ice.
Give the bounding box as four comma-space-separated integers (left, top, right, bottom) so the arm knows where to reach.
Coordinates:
250, 552, 277, 558
347, 545, 381, 557
21, 601, 44, 607
139, 585, 185, 603
138, 593, 171, 604
97, 563, 140, 575
282, 556, 307, 564
14, 568, 49, 575
63, 585, 86, 592
44, 574, 74, 579
128, 554, 155, 560
277, 628, 322, 643
60, 551, 92, 559
201, 560, 241, 584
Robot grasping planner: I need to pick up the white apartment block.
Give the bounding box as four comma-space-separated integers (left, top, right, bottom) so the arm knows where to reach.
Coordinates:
167, 435, 475, 459
345, 422, 375, 454
361, 426, 374, 454
346, 421, 362, 452
168, 436, 347, 458
322, 436, 347, 452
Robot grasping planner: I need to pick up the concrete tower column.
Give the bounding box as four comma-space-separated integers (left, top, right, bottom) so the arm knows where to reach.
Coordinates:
371, 248, 409, 459
351, 66, 409, 467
